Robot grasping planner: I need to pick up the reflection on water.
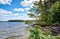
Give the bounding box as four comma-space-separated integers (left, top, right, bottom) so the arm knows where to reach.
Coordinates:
0, 22, 29, 39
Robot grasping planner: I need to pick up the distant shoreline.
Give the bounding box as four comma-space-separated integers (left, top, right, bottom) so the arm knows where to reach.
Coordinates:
0, 20, 35, 23
0, 21, 8, 22
0, 21, 24, 22
8, 20, 25, 22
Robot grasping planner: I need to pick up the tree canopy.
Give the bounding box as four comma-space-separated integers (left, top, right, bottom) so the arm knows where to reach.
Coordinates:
28, 0, 60, 25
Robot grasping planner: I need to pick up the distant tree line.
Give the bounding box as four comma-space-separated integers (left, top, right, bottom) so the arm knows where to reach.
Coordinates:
8, 20, 25, 22
8, 20, 35, 23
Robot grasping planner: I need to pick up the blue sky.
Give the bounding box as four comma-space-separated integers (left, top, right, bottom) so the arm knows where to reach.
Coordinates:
0, 0, 39, 21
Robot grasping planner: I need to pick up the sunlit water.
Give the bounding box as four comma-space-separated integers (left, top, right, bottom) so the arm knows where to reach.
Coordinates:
0, 22, 29, 39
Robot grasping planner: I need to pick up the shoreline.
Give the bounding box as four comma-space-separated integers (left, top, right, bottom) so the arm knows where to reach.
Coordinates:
4, 26, 31, 39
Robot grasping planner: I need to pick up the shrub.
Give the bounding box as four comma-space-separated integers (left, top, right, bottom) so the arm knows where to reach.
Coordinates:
28, 26, 60, 39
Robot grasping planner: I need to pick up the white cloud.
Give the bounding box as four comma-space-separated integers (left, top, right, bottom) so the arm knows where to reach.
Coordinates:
24, 7, 30, 10
0, 8, 21, 17
0, 0, 12, 5
0, 8, 12, 21
0, 8, 35, 21
20, 0, 40, 7
0, 8, 12, 15
14, 8, 24, 12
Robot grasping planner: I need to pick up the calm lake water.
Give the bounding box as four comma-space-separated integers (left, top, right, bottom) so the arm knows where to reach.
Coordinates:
0, 22, 29, 39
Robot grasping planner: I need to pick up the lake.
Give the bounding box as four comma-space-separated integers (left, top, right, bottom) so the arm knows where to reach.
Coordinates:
0, 22, 29, 39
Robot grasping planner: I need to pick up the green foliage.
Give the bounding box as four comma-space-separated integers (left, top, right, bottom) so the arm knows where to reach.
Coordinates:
25, 20, 35, 24
28, 13, 36, 18
50, 1, 60, 23
28, 0, 60, 39
28, 0, 60, 25
28, 26, 41, 39
28, 26, 60, 39
50, 1, 60, 14
28, 7, 40, 20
